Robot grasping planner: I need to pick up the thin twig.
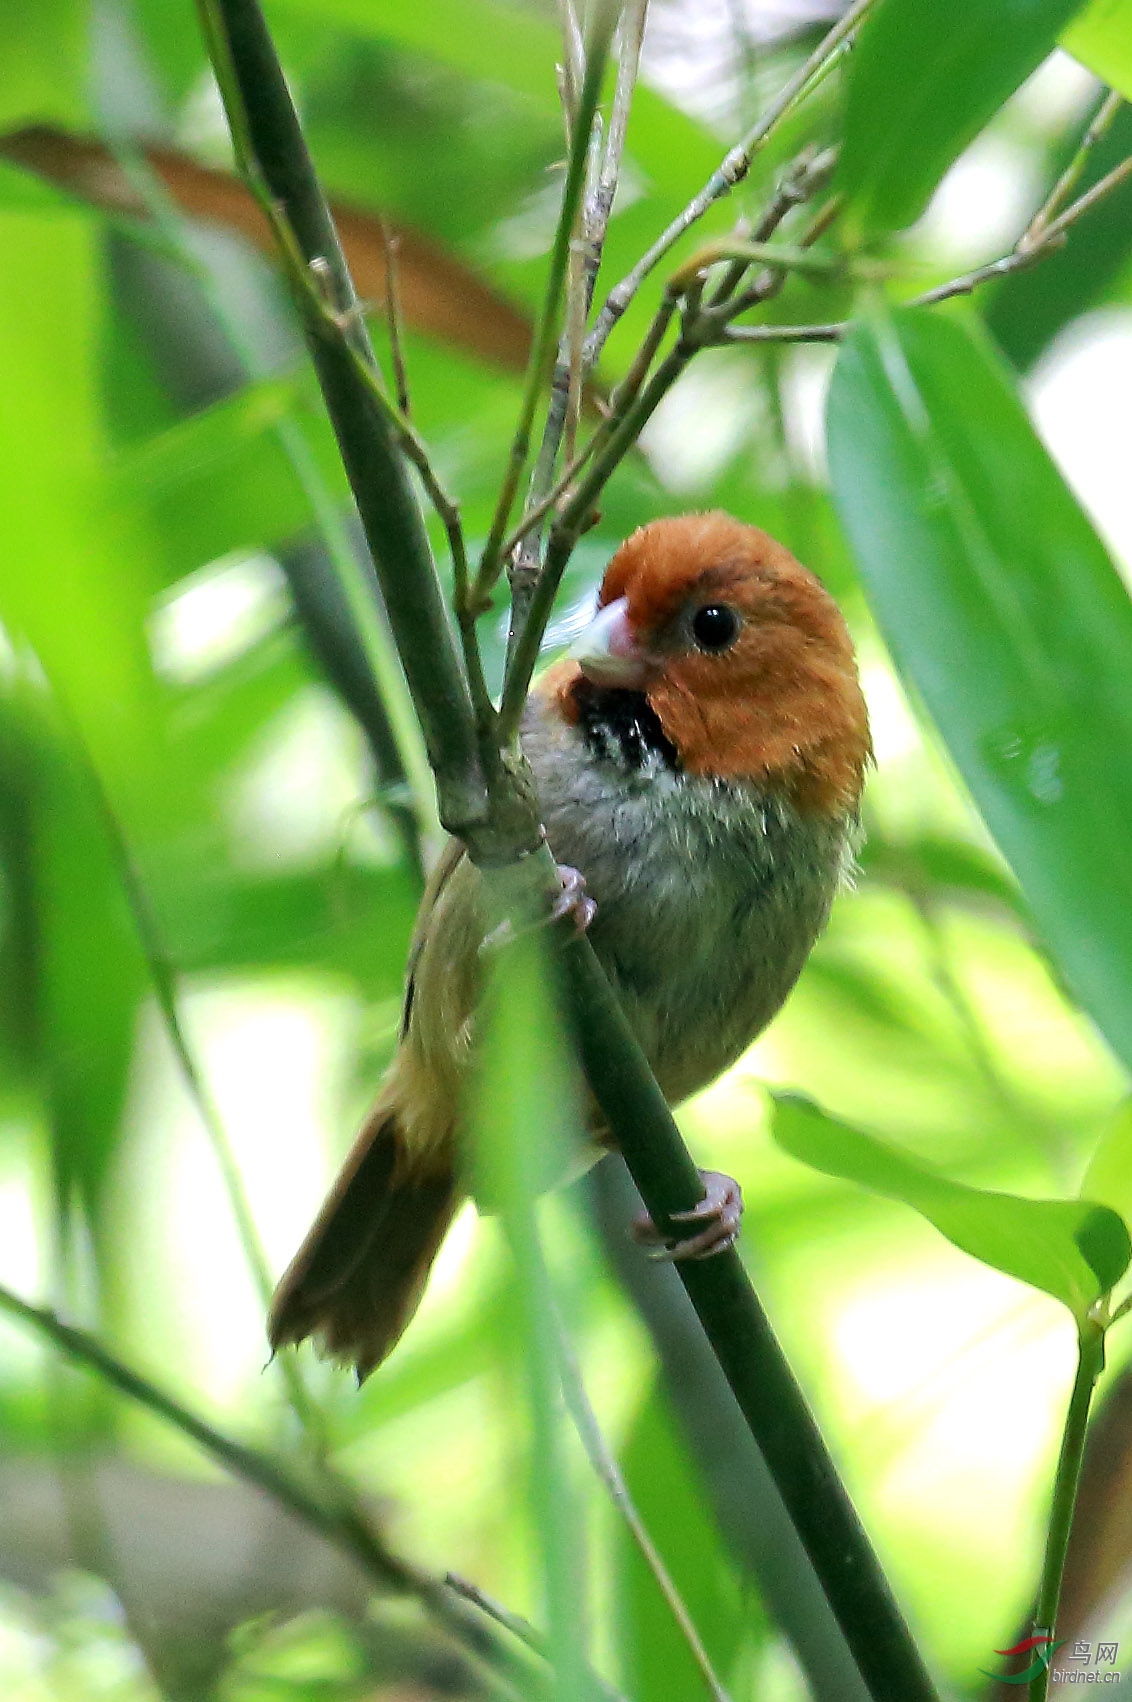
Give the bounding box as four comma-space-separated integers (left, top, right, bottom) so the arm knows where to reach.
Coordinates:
298, 277, 497, 744
445, 1571, 628, 1702
476, 8, 618, 598
723, 320, 847, 344
447, 1573, 552, 1661
501, 424, 608, 562
497, 344, 685, 739
499, 144, 844, 728
601, 0, 648, 212
584, 0, 877, 367
707, 161, 850, 327
526, 0, 650, 520
564, 121, 605, 465
705, 144, 839, 308
554, 1316, 734, 1702
501, 143, 840, 723
1028, 88, 1124, 241
0, 1282, 547, 1701
1039, 151, 1132, 245
502, 4, 647, 680
380, 220, 412, 418
668, 238, 863, 288
556, 0, 586, 128
724, 143, 1132, 339
913, 148, 1132, 311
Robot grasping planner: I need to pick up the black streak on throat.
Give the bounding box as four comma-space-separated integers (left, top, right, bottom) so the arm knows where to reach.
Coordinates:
572, 679, 679, 773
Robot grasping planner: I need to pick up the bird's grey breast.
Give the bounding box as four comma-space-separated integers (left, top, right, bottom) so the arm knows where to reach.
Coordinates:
522, 688, 855, 1102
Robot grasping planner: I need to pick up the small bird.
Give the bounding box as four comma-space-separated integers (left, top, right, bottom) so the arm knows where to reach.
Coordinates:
269, 512, 871, 1378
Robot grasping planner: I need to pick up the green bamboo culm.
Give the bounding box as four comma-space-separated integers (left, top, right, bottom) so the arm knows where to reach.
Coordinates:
195, 0, 488, 838
1029, 1319, 1107, 1702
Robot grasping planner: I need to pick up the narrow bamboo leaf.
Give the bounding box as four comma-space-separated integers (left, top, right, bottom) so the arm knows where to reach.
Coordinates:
1080, 1100, 1132, 1232
473, 928, 589, 1700
113, 376, 349, 584
826, 309, 1132, 1080
33, 746, 147, 1218
1063, 0, 1132, 97
773, 1097, 1130, 1318
838, 0, 1086, 235
0, 210, 161, 793
617, 1385, 753, 1701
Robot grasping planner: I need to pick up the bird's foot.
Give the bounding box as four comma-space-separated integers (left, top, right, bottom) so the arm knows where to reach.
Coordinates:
632, 1170, 743, 1261
550, 863, 598, 935
480, 864, 596, 956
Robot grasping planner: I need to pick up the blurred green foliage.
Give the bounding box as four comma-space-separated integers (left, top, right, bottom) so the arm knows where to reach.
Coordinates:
1, 1, 1132, 1700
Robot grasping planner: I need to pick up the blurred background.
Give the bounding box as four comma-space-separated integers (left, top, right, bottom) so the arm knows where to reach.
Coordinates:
1, 1, 1131, 1698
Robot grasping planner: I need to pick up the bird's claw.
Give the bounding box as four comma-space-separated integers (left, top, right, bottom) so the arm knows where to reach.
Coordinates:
632, 1170, 743, 1261
550, 864, 598, 936
479, 864, 596, 956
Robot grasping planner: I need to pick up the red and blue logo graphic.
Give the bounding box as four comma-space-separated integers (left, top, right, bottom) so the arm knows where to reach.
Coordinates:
981, 1633, 1066, 1685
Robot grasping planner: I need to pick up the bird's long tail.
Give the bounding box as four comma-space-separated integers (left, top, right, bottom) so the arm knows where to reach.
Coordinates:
268, 1107, 458, 1382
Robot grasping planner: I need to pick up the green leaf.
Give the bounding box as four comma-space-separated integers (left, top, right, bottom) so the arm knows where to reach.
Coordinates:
472, 928, 589, 1700
1080, 1099, 1132, 1231
276, 0, 720, 194
838, 0, 1086, 235
112, 375, 349, 586
0, 0, 87, 130
275, 0, 563, 108
773, 1096, 1130, 1318
617, 1386, 754, 1702
31, 735, 147, 1220
826, 309, 1132, 1081
1063, 0, 1132, 98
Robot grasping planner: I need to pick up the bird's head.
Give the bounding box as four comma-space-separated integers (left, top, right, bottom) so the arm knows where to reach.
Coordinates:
557, 511, 871, 815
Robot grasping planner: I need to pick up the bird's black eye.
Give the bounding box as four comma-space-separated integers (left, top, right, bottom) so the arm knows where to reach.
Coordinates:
691, 603, 741, 652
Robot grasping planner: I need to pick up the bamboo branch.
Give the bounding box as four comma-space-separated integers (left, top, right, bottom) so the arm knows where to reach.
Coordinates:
524, 0, 649, 523
1033, 150, 1132, 245
723, 320, 847, 343
588, 1158, 872, 1702
476, 6, 619, 599
584, 0, 877, 367
1027, 88, 1124, 241
497, 343, 685, 739
908, 153, 1132, 312
499, 140, 847, 731
721, 142, 1132, 343
555, 934, 940, 1702
196, 0, 486, 837
704, 144, 840, 308
1029, 1321, 1107, 1702
0, 1282, 548, 1701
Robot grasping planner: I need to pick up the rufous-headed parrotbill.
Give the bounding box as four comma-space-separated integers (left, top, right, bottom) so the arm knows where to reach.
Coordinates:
269, 512, 872, 1379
